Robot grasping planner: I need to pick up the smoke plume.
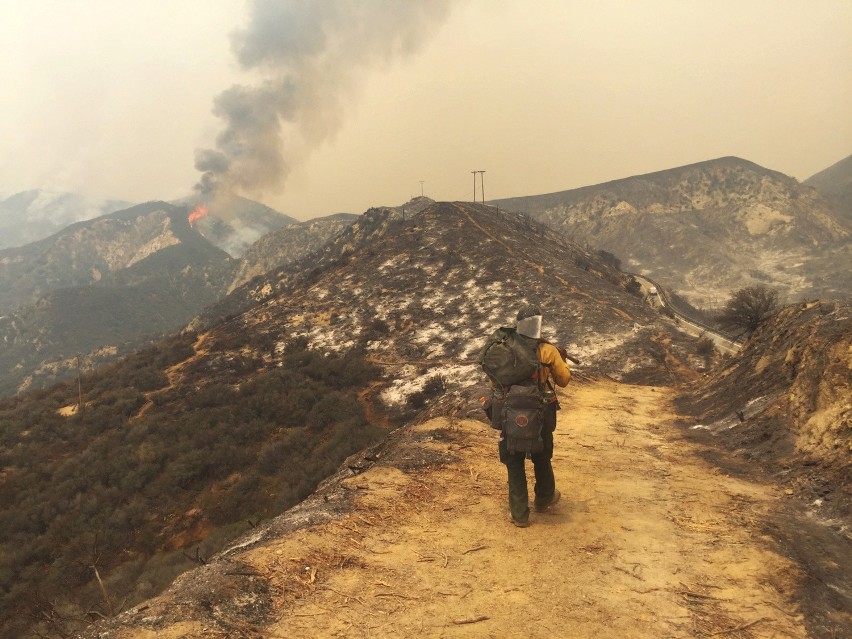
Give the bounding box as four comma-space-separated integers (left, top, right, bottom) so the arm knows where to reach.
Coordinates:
195, 0, 454, 198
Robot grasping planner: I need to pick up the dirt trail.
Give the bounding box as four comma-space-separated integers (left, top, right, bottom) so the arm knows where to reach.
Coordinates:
105, 379, 828, 639
131, 332, 211, 421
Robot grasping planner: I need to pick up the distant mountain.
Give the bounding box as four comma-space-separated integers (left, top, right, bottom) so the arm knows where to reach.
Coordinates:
494, 157, 851, 307
0, 201, 231, 314
804, 153, 852, 225
0, 201, 235, 394
177, 193, 299, 257
0, 198, 421, 395
0, 189, 132, 250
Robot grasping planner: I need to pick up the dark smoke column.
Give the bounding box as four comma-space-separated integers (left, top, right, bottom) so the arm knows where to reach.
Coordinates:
195, 0, 454, 199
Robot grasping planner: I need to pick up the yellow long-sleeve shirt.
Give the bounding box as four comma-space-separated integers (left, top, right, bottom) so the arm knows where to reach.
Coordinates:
538, 342, 571, 387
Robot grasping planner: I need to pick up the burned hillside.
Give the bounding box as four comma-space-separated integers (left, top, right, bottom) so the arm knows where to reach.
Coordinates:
677, 300, 851, 522
191, 200, 700, 417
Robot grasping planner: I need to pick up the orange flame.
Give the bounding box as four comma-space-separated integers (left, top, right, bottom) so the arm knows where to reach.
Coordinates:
188, 204, 209, 227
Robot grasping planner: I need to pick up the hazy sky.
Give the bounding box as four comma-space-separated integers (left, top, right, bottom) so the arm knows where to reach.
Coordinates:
2, 1, 850, 221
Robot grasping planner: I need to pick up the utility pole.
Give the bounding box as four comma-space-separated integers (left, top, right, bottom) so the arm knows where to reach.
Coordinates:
419, 181, 424, 197
477, 170, 486, 202
76, 354, 83, 416
472, 170, 486, 202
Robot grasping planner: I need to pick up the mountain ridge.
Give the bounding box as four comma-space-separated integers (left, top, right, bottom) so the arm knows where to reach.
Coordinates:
0, 189, 133, 250
804, 153, 852, 225
493, 156, 850, 307
0, 199, 354, 395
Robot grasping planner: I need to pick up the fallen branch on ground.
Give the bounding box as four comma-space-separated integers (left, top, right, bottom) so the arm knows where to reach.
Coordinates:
462, 545, 488, 555
452, 615, 489, 625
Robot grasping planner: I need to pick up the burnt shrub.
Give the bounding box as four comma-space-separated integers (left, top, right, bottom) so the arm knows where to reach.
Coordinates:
362, 319, 391, 345
574, 256, 591, 271
696, 336, 716, 356
597, 249, 621, 270
625, 278, 642, 296
408, 376, 445, 409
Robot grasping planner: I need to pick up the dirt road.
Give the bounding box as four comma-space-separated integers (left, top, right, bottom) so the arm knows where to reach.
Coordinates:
103, 379, 838, 638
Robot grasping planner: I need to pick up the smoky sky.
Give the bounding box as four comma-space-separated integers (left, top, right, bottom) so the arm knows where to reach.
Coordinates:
195, 0, 455, 197
3, 1, 851, 219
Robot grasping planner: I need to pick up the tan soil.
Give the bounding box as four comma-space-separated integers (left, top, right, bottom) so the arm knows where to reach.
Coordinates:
106, 380, 816, 638
130, 331, 212, 421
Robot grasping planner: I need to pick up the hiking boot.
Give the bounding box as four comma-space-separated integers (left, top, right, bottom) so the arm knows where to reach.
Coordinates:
511, 517, 531, 528
534, 489, 561, 513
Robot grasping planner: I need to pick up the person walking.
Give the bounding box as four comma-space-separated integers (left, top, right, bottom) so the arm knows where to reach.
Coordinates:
482, 305, 572, 527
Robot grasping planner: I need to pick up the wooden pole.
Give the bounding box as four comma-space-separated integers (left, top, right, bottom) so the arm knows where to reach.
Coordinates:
76, 354, 83, 415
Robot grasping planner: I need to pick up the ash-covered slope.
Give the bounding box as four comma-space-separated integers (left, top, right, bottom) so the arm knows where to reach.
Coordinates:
678, 300, 851, 520
494, 157, 850, 307
227, 212, 357, 293
194, 200, 700, 404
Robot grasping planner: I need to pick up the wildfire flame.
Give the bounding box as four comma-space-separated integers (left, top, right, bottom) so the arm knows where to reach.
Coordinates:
188, 204, 209, 227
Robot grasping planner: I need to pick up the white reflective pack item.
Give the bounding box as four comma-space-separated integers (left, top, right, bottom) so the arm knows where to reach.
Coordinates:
516, 315, 542, 339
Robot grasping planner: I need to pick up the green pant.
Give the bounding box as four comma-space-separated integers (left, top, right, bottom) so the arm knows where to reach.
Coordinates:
499, 404, 557, 523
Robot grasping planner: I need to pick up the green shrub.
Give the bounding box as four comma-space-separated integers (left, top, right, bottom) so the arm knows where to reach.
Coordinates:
0, 337, 388, 637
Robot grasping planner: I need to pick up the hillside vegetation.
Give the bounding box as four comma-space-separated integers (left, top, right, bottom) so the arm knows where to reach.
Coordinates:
0, 334, 384, 638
